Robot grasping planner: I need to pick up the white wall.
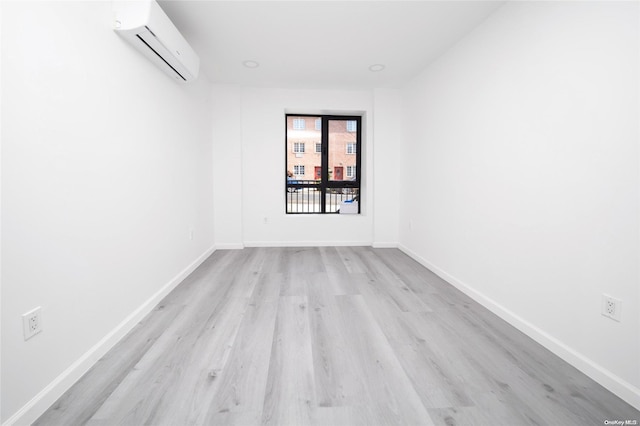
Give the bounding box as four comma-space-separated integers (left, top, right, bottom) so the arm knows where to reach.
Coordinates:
0, 0, 4, 422
1, 1, 214, 423
215, 87, 377, 247
212, 84, 243, 248
372, 88, 401, 247
399, 1, 640, 407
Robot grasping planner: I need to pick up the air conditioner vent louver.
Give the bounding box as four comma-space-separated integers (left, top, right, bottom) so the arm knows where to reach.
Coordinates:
135, 33, 187, 81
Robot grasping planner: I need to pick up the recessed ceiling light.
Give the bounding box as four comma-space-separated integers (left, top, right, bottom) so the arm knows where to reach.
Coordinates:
243, 60, 260, 69
368, 64, 385, 72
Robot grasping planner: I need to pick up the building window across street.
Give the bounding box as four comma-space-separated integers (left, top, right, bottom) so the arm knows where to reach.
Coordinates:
293, 142, 305, 153
293, 118, 306, 130
293, 165, 305, 176
286, 114, 362, 214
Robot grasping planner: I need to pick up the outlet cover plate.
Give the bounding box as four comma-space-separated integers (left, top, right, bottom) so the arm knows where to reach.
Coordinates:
602, 294, 622, 322
22, 307, 43, 340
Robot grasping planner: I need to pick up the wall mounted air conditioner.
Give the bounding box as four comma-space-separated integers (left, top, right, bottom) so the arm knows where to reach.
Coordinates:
113, 0, 200, 82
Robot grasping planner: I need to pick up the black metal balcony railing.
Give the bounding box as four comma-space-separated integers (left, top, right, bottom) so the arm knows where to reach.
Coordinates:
286, 180, 359, 214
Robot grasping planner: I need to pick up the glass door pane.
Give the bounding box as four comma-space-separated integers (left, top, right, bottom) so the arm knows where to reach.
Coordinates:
326, 119, 358, 212
286, 116, 322, 213
328, 119, 357, 183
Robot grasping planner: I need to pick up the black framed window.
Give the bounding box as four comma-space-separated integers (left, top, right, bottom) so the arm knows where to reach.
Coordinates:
286, 114, 362, 214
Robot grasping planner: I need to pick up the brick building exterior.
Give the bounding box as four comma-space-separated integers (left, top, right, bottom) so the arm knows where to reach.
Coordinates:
286, 116, 357, 181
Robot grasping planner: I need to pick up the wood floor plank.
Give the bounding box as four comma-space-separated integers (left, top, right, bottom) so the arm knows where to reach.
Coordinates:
427, 393, 543, 426
85, 308, 200, 425
202, 272, 281, 422
351, 273, 435, 351
334, 294, 435, 425
318, 246, 350, 275
371, 248, 447, 294
161, 249, 249, 307
279, 272, 311, 297
364, 305, 479, 410
284, 247, 327, 275
35, 247, 640, 426
205, 409, 263, 426
354, 266, 432, 314
140, 294, 249, 425
306, 273, 367, 408
261, 295, 316, 426
334, 246, 369, 273
312, 406, 373, 426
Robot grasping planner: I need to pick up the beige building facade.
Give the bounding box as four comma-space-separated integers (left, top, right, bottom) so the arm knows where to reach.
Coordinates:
286, 116, 358, 182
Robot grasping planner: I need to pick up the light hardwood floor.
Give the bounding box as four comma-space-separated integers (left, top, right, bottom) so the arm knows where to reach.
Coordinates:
36, 247, 640, 425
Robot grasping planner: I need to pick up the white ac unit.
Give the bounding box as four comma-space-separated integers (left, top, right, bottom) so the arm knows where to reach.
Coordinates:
113, 0, 200, 82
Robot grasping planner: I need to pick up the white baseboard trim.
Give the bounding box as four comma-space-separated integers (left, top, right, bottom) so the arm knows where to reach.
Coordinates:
398, 244, 640, 411
3, 245, 217, 426
214, 243, 245, 250
244, 240, 372, 247
372, 242, 399, 248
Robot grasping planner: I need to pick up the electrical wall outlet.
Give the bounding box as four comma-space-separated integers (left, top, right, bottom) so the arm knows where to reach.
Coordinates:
22, 307, 43, 340
602, 294, 622, 322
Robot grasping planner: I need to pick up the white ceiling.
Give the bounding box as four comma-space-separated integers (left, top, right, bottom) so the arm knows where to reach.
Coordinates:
158, 1, 505, 89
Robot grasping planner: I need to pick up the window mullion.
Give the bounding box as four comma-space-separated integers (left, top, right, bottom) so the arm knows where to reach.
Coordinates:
320, 117, 328, 213
356, 116, 362, 213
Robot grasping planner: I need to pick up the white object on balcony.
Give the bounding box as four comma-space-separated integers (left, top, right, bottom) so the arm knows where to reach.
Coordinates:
340, 201, 358, 214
